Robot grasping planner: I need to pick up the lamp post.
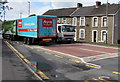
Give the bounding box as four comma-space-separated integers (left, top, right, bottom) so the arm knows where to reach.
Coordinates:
28, 1, 30, 16
0, 0, 8, 21
20, 12, 22, 18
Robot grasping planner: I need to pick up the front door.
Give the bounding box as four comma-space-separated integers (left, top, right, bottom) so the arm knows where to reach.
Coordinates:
74, 29, 77, 41
92, 30, 97, 42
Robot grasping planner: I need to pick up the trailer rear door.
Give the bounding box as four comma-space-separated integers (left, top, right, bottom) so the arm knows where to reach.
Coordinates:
38, 16, 57, 38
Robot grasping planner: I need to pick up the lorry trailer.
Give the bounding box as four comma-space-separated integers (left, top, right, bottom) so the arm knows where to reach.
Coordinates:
3, 15, 57, 44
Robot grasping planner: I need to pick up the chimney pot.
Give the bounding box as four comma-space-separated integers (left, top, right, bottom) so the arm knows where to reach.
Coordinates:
77, 3, 83, 8
96, 1, 101, 8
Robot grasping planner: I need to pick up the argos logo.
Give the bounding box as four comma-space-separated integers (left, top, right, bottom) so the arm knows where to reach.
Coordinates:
18, 20, 22, 27
42, 18, 53, 27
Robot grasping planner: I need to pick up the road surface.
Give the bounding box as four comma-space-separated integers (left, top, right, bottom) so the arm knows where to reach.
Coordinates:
5, 40, 119, 81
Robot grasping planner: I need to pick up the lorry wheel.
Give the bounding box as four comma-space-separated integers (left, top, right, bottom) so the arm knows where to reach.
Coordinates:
10, 36, 12, 41
23, 38, 27, 44
27, 38, 32, 45
10, 35, 14, 41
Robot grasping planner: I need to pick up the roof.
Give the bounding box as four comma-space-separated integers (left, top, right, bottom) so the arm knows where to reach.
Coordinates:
43, 8, 77, 17
43, 4, 120, 17
71, 4, 120, 16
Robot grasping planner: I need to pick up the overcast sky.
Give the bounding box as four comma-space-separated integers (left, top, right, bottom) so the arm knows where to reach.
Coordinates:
1, 0, 120, 20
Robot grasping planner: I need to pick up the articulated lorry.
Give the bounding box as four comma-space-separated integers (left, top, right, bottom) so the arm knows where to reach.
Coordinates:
3, 15, 57, 44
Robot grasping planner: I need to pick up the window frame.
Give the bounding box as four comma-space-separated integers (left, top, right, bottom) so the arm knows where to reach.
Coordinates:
80, 17, 85, 26
92, 17, 98, 27
101, 30, 108, 41
79, 29, 85, 39
101, 16, 108, 27
72, 17, 77, 26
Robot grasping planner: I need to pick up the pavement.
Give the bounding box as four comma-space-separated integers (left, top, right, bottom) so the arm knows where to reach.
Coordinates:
1, 34, 38, 80
0, 35, 2, 82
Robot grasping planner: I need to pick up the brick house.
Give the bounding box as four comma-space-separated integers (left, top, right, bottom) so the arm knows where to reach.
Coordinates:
43, 1, 120, 44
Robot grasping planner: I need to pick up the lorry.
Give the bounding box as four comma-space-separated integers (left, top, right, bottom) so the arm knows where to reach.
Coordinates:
57, 24, 75, 43
2, 20, 16, 40
3, 15, 57, 44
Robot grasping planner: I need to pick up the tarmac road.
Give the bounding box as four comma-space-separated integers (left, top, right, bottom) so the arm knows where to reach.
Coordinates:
6, 40, 119, 81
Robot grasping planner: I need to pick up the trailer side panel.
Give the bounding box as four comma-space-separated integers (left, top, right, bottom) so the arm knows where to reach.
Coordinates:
17, 16, 37, 38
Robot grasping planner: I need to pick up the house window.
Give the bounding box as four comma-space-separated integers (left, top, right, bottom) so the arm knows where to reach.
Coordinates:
101, 17, 107, 27
101, 30, 107, 41
72, 17, 77, 26
80, 17, 85, 26
63, 20, 67, 24
61, 18, 67, 24
57, 18, 60, 23
92, 17, 98, 27
79, 29, 85, 39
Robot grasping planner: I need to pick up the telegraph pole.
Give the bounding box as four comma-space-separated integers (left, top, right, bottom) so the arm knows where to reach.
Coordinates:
106, 0, 108, 44
106, 0, 108, 16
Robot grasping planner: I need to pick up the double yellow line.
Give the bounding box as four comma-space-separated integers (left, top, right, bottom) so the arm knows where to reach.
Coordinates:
112, 72, 120, 75
85, 64, 101, 69
5, 41, 49, 80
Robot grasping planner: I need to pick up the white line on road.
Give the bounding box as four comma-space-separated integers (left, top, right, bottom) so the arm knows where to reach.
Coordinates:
83, 53, 119, 62
79, 48, 109, 54
83, 44, 119, 49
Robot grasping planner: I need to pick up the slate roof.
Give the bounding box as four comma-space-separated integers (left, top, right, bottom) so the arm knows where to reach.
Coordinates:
43, 8, 77, 17
71, 4, 120, 16
43, 4, 120, 17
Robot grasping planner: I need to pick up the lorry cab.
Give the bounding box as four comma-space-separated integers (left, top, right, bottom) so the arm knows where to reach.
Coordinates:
57, 24, 75, 43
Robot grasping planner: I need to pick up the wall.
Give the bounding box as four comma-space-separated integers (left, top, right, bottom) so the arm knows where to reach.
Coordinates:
58, 17, 72, 24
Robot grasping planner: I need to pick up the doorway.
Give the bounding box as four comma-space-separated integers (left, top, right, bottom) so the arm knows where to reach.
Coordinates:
74, 29, 77, 41
92, 30, 98, 42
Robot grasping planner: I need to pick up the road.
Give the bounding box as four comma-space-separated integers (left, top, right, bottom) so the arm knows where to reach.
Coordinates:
6, 40, 119, 81
1, 34, 38, 80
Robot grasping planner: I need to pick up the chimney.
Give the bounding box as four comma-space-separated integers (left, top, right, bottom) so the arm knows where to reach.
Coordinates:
96, 1, 101, 8
77, 3, 83, 8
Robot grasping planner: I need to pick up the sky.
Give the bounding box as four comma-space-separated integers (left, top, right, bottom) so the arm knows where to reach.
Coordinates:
0, 0, 120, 21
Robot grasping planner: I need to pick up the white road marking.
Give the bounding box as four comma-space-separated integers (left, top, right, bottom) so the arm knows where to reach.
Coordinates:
83, 53, 119, 62
79, 48, 109, 54
83, 44, 119, 49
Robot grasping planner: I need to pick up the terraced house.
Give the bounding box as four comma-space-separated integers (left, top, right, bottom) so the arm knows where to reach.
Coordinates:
43, 1, 120, 44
